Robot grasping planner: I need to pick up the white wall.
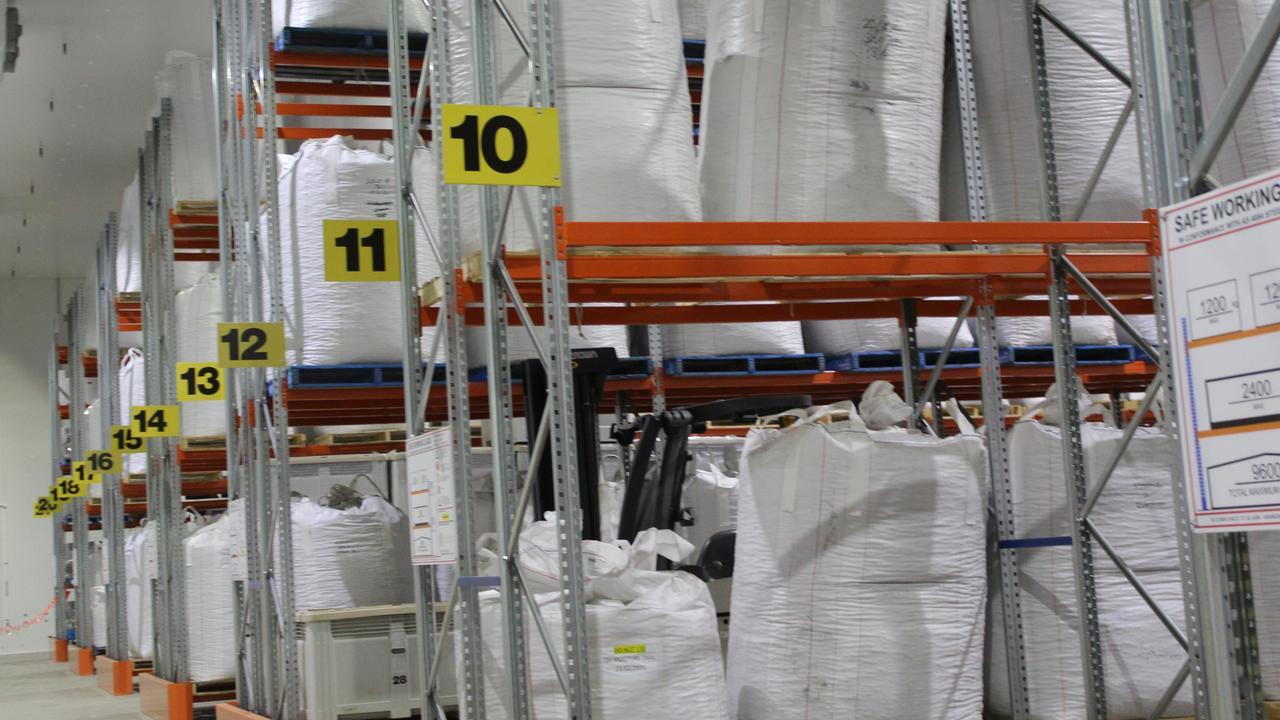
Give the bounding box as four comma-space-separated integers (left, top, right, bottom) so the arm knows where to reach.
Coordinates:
0, 279, 66, 654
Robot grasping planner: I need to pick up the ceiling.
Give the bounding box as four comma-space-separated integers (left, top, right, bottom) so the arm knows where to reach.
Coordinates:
0, 0, 211, 280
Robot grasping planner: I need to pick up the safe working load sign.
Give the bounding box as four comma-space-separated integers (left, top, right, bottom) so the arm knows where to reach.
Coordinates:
1162, 169, 1280, 531
406, 427, 458, 565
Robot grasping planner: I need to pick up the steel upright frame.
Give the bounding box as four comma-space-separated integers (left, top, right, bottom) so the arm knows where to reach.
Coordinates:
50, 334, 70, 645
67, 289, 92, 652
215, 0, 301, 715
98, 213, 130, 661
1127, 0, 1279, 717
140, 102, 190, 683
947, 0, 1275, 717
390, 0, 595, 716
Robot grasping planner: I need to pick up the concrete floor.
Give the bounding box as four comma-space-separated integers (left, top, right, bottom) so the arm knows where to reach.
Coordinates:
0, 651, 146, 719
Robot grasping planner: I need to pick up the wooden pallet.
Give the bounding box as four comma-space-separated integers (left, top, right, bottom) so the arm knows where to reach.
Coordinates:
173, 199, 218, 216
314, 428, 407, 445
181, 433, 305, 450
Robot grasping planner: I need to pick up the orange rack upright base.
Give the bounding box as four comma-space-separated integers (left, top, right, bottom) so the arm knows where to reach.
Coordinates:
51, 637, 68, 663
95, 656, 134, 696
72, 645, 94, 676
139, 673, 194, 720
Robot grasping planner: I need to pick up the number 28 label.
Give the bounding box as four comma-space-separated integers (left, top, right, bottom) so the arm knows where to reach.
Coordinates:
323, 220, 400, 282
441, 104, 560, 187
217, 322, 285, 368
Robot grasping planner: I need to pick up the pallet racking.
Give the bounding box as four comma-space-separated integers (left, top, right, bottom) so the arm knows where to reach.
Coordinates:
43, 0, 1278, 718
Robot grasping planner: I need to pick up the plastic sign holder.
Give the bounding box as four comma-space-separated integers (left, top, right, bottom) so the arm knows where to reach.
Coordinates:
1161, 168, 1280, 531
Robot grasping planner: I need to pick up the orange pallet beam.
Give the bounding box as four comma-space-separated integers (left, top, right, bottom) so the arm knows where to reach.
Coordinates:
500, 251, 1149, 283
173, 226, 218, 240
168, 211, 218, 227
275, 80, 395, 97
424, 296, 1156, 328
120, 478, 226, 500
271, 101, 393, 118
269, 126, 423, 141
559, 219, 1153, 249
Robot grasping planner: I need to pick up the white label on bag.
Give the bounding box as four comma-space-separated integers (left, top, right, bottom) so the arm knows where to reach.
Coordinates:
601, 644, 657, 680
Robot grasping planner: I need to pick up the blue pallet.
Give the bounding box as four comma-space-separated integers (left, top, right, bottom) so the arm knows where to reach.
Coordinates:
287, 363, 446, 389
664, 353, 824, 377
750, 353, 825, 375
827, 350, 906, 372
468, 358, 654, 383
1006, 344, 1137, 366
275, 26, 429, 56
919, 346, 1001, 370
1133, 344, 1161, 363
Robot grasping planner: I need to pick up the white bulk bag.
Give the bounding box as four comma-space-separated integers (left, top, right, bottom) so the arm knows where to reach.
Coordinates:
275, 137, 441, 365
660, 321, 805, 356
986, 413, 1191, 718
273, 0, 430, 34
699, 0, 953, 357
82, 260, 101, 354
468, 572, 729, 720
803, 313, 974, 354
125, 524, 155, 659
728, 399, 987, 719
176, 272, 226, 438
186, 504, 244, 682
971, 0, 1141, 222
286, 496, 414, 611
1253, 530, 1280, 698
89, 541, 107, 648
678, 436, 744, 552
410, 144, 632, 365
119, 349, 147, 476
997, 306, 1119, 347
970, 0, 1129, 345
117, 172, 143, 294
679, 0, 708, 38
1193, 0, 1280, 186
116, 169, 209, 294
464, 524, 726, 720
156, 52, 218, 204
445, 0, 694, 356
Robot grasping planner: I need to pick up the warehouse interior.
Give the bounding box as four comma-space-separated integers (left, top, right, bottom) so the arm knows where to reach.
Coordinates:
2, 0, 1280, 719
